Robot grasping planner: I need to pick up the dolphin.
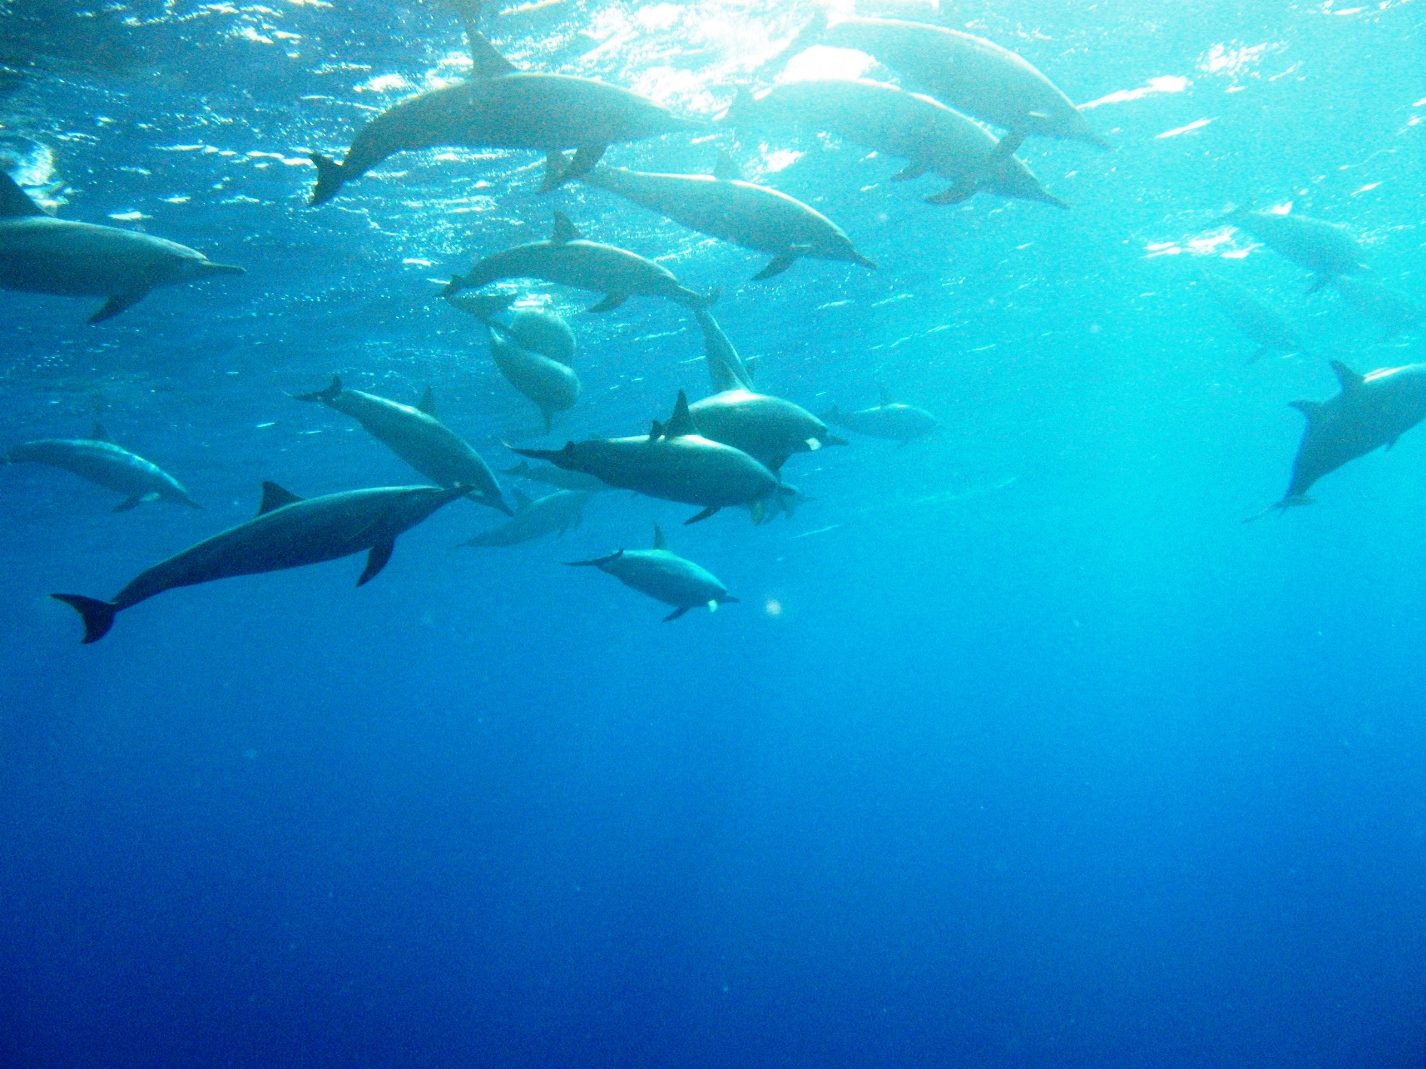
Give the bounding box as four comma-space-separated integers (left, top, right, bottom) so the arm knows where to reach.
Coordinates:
501, 459, 609, 493
822, 387, 938, 443
484, 323, 581, 433
51, 481, 466, 643
458, 487, 594, 546
5, 420, 201, 511
292, 376, 509, 514
576, 155, 876, 280
1332, 276, 1419, 342
307, 32, 700, 205
565, 523, 738, 621
1250, 360, 1426, 518
0, 170, 243, 323
720, 80, 1066, 208
441, 211, 717, 313
1198, 273, 1303, 364
778, 14, 1111, 149
510, 391, 780, 524
446, 290, 579, 362
1226, 210, 1368, 293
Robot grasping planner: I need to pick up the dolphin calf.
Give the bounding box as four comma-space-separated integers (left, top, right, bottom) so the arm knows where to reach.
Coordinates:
52, 481, 465, 643
576, 156, 876, 280
565, 523, 738, 621
822, 387, 938, 443
307, 32, 699, 204
501, 459, 608, 493
1251, 360, 1426, 517
485, 323, 581, 432
1333, 276, 1418, 342
721, 80, 1066, 208
1226, 210, 1368, 292
5, 421, 201, 511
1198, 273, 1302, 364
442, 212, 716, 313
292, 376, 509, 513
458, 488, 594, 547
0, 170, 243, 323
510, 391, 779, 524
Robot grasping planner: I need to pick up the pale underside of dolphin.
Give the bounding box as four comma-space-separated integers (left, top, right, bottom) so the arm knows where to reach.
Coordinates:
565, 522, 738, 621
5, 420, 201, 511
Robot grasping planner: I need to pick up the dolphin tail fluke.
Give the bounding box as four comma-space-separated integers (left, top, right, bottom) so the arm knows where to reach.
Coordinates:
307, 153, 346, 206
292, 375, 342, 403
564, 549, 623, 568
541, 150, 572, 192
696, 285, 722, 309
51, 593, 118, 644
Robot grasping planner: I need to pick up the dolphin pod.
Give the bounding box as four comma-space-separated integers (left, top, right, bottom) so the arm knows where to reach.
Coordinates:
292, 377, 510, 514
566, 523, 738, 621
0, 170, 243, 323
576, 155, 876, 280
1198, 273, 1303, 364
52, 482, 466, 642
822, 387, 939, 443
459, 488, 595, 547
5, 421, 201, 511
720, 80, 1066, 209
1226, 210, 1369, 293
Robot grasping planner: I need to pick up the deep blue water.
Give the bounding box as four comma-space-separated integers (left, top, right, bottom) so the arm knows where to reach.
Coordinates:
2, 1, 1425, 1066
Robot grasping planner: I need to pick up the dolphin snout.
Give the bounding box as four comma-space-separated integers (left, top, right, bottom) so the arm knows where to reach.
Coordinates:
200, 261, 246, 277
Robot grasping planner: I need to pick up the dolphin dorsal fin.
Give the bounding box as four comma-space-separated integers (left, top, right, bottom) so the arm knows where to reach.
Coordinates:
511, 487, 532, 511
467, 30, 517, 78
550, 211, 582, 245
664, 391, 697, 437
878, 384, 893, 406
418, 386, 437, 417
649, 420, 664, 441
90, 421, 114, 444
713, 151, 741, 182
258, 481, 304, 515
1330, 360, 1364, 393
744, 356, 757, 386
652, 523, 668, 550
0, 171, 45, 219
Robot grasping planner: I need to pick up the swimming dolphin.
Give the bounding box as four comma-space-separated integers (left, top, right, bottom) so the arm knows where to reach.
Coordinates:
447, 290, 580, 363
510, 391, 780, 524
1226, 210, 1368, 293
1198, 273, 1303, 364
0, 170, 243, 323
565, 523, 738, 621
822, 387, 938, 443
442, 212, 717, 313
458, 487, 594, 546
778, 13, 1111, 149
484, 323, 581, 433
1332, 277, 1419, 342
5, 420, 201, 511
52, 481, 466, 643
720, 80, 1066, 208
1250, 360, 1426, 518
501, 459, 609, 493
576, 155, 876, 280
307, 32, 699, 205
292, 376, 509, 514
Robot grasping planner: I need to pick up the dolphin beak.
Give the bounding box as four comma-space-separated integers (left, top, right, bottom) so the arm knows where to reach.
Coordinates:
821, 433, 850, 447
201, 262, 246, 277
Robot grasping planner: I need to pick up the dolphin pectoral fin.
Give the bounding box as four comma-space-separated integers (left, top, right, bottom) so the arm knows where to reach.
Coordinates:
564, 144, 608, 183
541, 150, 571, 193
586, 294, 627, 313
752, 254, 798, 281
112, 493, 156, 512
890, 161, 927, 182
823, 433, 849, 447
307, 152, 346, 206
748, 499, 768, 525
684, 506, 720, 525
88, 290, 148, 325
663, 606, 691, 622
51, 593, 118, 644
925, 183, 976, 206
358, 540, 395, 586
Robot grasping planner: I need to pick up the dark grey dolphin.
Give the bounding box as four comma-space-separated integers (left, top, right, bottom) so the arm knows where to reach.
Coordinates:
1226, 210, 1368, 292
1333, 277, 1418, 342
822, 387, 938, 443
720, 80, 1065, 208
1252, 360, 1426, 517
308, 33, 700, 204
442, 212, 717, 313
458, 487, 594, 547
292, 376, 509, 514
501, 459, 608, 493
0, 170, 243, 323
5, 421, 201, 511
576, 155, 876, 280
510, 391, 779, 524
1198, 273, 1302, 364
52, 481, 465, 643
780, 14, 1111, 149
485, 324, 581, 432
565, 523, 738, 621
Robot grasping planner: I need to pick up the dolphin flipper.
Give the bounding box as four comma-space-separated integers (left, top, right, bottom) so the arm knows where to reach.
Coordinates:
663, 606, 691, 622
88, 290, 148, 325
357, 540, 395, 586
586, 294, 627, 313
752, 254, 798, 281
112, 492, 159, 513
51, 593, 118, 644
684, 505, 720, 525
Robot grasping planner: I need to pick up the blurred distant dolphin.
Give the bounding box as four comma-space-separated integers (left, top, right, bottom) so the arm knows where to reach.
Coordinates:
565, 523, 738, 621
0, 170, 243, 323
5, 421, 201, 511
52, 482, 466, 643
458, 487, 593, 547
1225, 209, 1368, 293
822, 387, 938, 443
1332, 277, 1419, 342
1198, 273, 1302, 364
501, 459, 608, 493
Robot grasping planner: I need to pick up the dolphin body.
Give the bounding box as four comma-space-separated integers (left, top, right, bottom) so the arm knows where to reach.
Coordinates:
0, 171, 243, 324
1254, 360, 1426, 516
307, 33, 699, 205
783, 14, 1111, 149
566, 523, 738, 621
458, 488, 594, 547
52, 481, 465, 643
5, 421, 201, 512
1198, 274, 1302, 364
511, 391, 779, 524
442, 212, 716, 313
1333, 277, 1419, 342
576, 157, 876, 280
822, 387, 938, 443
292, 377, 509, 514
447, 293, 579, 365
1226, 210, 1368, 292
485, 324, 581, 432
501, 459, 608, 493
721, 80, 1066, 208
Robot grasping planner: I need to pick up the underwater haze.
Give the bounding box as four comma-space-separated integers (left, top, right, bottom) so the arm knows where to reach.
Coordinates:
2, 0, 1426, 1066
